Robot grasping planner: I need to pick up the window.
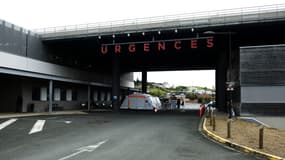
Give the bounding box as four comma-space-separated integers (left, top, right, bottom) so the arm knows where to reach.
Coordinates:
66, 89, 72, 101
100, 91, 105, 101
93, 91, 98, 101
32, 87, 47, 101
40, 87, 47, 101
61, 89, 66, 101
54, 88, 60, 101
72, 89, 77, 101
107, 92, 111, 101
32, 87, 40, 100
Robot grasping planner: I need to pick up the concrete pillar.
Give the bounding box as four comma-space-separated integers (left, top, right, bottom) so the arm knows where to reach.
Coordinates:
48, 80, 53, 113
112, 56, 120, 112
142, 70, 147, 93
87, 85, 91, 111
216, 51, 227, 112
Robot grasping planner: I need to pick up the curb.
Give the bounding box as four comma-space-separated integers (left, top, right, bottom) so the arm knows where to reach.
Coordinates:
201, 118, 284, 160
0, 110, 88, 119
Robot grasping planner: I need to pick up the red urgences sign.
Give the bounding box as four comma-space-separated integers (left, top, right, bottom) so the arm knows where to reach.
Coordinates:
100, 37, 214, 55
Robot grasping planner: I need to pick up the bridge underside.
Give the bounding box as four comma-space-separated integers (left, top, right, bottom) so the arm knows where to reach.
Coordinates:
43, 20, 285, 71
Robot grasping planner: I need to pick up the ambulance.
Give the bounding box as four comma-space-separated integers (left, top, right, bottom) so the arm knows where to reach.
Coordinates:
120, 93, 162, 111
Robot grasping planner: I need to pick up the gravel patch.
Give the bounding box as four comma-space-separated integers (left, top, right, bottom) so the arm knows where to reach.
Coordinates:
205, 114, 285, 158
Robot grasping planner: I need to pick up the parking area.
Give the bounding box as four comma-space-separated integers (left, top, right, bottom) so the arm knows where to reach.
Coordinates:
0, 111, 256, 160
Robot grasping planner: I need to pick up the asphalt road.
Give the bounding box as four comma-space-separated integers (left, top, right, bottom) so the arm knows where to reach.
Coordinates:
0, 111, 257, 160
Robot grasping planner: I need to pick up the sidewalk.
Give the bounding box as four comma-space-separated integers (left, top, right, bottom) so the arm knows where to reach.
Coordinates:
254, 116, 285, 130
0, 110, 87, 119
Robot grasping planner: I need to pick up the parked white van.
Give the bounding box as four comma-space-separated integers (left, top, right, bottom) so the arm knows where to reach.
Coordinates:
120, 93, 162, 111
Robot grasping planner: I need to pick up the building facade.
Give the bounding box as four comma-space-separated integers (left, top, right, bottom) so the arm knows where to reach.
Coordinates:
0, 20, 134, 112
240, 44, 285, 114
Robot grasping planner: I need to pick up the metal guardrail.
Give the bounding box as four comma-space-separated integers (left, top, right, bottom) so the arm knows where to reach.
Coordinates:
32, 3, 285, 37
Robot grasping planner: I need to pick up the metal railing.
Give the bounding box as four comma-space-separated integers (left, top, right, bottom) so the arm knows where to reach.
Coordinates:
32, 3, 285, 36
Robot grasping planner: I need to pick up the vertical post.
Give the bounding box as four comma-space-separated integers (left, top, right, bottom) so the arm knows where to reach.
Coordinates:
210, 112, 213, 126
87, 85, 91, 111
25, 31, 30, 57
209, 110, 213, 126
259, 127, 264, 149
142, 70, 147, 93
49, 80, 53, 113
227, 119, 231, 138
213, 116, 216, 131
112, 56, 120, 112
228, 32, 232, 81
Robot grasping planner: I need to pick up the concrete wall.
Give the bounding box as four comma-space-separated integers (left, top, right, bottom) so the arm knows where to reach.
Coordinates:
240, 44, 285, 114
0, 20, 137, 112
241, 86, 285, 103
21, 78, 89, 112
0, 21, 26, 57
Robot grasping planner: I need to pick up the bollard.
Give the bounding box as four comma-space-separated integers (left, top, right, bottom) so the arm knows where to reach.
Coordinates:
206, 107, 210, 118
209, 108, 213, 126
259, 126, 264, 149
213, 116, 216, 131
227, 119, 231, 138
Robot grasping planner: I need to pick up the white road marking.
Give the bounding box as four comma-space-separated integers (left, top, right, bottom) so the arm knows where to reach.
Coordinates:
58, 140, 108, 160
29, 120, 46, 135
64, 121, 72, 124
0, 119, 17, 130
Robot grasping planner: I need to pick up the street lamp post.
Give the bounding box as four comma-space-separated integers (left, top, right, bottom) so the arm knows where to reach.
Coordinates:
227, 32, 234, 118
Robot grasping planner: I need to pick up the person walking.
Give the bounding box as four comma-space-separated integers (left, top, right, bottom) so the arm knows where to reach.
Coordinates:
177, 98, 181, 109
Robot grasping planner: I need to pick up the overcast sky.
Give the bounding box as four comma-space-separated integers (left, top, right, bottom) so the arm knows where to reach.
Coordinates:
0, 0, 284, 88
134, 70, 216, 88
0, 0, 284, 29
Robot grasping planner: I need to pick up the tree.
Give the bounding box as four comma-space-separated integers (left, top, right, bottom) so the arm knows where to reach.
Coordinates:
186, 93, 197, 100
149, 88, 166, 97
175, 86, 188, 92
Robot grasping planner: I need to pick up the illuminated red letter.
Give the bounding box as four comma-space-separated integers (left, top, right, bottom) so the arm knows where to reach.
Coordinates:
144, 43, 150, 52
101, 45, 108, 54
158, 41, 166, 51
207, 38, 214, 48
115, 44, 121, 54
174, 40, 181, 50
128, 44, 136, 53
191, 39, 197, 49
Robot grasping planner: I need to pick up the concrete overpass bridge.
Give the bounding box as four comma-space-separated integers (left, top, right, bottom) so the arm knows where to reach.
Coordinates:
35, 4, 285, 40
30, 4, 285, 113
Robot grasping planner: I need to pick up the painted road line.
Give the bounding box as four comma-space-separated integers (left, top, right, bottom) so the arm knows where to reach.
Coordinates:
0, 119, 17, 130
58, 140, 108, 160
29, 120, 46, 135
